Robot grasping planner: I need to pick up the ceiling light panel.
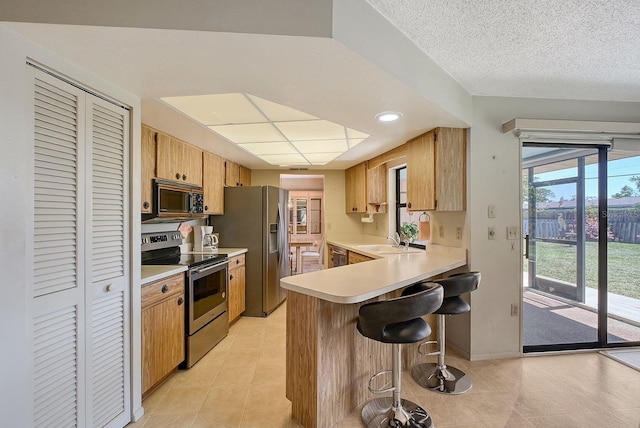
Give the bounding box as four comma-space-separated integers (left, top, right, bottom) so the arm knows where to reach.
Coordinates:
275, 120, 347, 141
208, 123, 284, 143
237, 142, 297, 155
162, 93, 267, 125
247, 94, 318, 122
305, 153, 343, 165
292, 139, 348, 153
258, 153, 309, 166
346, 128, 369, 139
348, 138, 365, 148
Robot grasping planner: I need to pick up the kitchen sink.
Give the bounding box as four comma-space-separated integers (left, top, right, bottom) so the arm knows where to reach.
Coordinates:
356, 244, 423, 254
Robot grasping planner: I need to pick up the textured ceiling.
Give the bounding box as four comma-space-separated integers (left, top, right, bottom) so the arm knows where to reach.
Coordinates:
368, 0, 640, 101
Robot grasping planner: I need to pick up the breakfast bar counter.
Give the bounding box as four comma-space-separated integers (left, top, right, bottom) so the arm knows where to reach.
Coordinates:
280, 237, 466, 428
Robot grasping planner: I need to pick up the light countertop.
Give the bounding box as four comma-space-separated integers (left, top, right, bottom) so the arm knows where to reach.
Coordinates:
280, 235, 466, 304
141, 248, 248, 285
141, 265, 188, 285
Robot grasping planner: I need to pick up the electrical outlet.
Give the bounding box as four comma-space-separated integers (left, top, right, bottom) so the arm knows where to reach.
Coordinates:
456, 227, 462, 240
488, 227, 496, 240
327, 223, 332, 231
488, 205, 496, 218
511, 304, 518, 317
506, 226, 518, 240
439, 225, 445, 238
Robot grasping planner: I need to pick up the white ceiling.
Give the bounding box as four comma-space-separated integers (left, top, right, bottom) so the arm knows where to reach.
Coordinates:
3, 0, 640, 169
367, 0, 640, 101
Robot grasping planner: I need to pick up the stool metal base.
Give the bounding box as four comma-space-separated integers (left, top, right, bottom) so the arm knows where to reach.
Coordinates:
361, 397, 434, 428
411, 362, 472, 395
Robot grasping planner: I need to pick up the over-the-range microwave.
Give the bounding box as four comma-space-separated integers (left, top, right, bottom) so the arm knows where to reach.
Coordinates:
142, 179, 205, 223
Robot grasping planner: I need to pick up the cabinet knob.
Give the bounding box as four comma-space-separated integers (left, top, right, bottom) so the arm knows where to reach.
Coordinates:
142, 201, 150, 209
204, 205, 208, 211
408, 202, 412, 209
177, 297, 184, 305
182, 174, 187, 181
236, 259, 240, 265
229, 274, 234, 280
175, 173, 181, 180
105, 284, 112, 292
161, 284, 169, 293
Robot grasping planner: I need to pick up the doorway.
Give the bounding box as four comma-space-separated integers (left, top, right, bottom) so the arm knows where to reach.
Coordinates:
522, 143, 640, 351
280, 174, 325, 274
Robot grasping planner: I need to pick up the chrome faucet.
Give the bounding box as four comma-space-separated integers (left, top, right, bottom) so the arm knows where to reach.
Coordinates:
387, 233, 406, 249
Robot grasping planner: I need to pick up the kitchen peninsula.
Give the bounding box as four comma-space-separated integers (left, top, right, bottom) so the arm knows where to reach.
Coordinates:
281, 236, 466, 428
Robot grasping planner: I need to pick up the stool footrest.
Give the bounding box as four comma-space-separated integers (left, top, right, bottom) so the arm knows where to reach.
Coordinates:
361, 397, 434, 428
368, 369, 394, 394
417, 340, 440, 357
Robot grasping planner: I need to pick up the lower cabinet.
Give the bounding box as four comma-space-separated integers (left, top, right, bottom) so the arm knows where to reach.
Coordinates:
142, 273, 185, 397
228, 254, 246, 323
348, 251, 374, 265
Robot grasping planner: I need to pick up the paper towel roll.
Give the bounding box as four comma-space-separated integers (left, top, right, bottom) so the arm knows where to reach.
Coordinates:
419, 221, 430, 241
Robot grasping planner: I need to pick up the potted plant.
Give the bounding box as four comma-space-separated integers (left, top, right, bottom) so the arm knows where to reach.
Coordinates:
400, 222, 419, 244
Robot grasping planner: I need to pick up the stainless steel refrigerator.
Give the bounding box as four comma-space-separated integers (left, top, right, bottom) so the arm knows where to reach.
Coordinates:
211, 185, 289, 317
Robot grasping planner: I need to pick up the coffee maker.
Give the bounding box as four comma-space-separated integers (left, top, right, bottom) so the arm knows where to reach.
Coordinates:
193, 225, 218, 252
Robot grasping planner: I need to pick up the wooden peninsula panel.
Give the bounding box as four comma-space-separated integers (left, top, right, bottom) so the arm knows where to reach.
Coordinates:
286, 289, 427, 428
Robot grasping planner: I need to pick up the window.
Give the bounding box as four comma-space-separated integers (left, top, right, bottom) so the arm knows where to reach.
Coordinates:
395, 166, 427, 248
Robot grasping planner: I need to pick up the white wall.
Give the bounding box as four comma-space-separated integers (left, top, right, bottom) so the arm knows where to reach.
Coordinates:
0, 24, 142, 425
466, 96, 640, 360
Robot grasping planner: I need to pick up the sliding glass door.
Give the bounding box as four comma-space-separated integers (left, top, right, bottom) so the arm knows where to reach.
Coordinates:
522, 143, 640, 351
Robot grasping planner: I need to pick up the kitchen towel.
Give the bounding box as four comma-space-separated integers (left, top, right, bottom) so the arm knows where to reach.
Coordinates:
418, 213, 430, 241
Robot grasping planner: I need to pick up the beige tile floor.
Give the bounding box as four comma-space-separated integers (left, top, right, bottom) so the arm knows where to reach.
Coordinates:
130, 302, 640, 428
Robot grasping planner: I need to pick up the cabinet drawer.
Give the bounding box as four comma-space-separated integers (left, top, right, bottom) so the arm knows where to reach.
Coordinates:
142, 273, 185, 309
229, 254, 245, 269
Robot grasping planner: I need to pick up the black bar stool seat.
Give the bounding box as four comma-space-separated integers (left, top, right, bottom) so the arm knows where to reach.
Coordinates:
403, 272, 480, 395
357, 282, 443, 428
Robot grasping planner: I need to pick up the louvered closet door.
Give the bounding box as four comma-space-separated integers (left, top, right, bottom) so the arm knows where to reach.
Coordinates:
32, 69, 87, 428
86, 96, 130, 428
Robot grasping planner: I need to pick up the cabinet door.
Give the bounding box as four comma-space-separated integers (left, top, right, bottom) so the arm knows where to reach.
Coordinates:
141, 125, 156, 213
155, 132, 179, 182
142, 292, 185, 395
203, 151, 225, 214
225, 160, 239, 187
348, 251, 374, 264
228, 255, 246, 322
367, 163, 387, 213
406, 131, 436, 211
435, 128, 466, 211
182, 140, 203, 187
345, 162, 367, 213
239, 165, 251, 186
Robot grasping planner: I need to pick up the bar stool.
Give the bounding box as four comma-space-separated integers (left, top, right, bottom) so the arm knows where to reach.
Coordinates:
402, 272, 480, 395
357, 282, 443, 428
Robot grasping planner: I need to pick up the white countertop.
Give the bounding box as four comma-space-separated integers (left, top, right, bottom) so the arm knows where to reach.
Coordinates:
141, 248, 248, 285
141, 265, 188, 285
280, 235, 466, 304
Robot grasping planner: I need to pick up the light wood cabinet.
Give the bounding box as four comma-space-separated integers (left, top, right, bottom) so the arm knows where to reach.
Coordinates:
156, 134, 203, 187
141, 125, 157, 213
239, 165, 252, 187
203, 151, 225, 214
142, 273, 185, 397
367, 163, 387, 213
225, 160, 251, 187
348, 251, 374, 264
406, 127, 466, 211
228, 254, 246, 323
345, 161, 388, 214
345, 162, 367, 213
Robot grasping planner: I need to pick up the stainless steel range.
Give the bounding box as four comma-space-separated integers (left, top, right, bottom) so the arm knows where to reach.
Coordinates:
142, 232, 229, 368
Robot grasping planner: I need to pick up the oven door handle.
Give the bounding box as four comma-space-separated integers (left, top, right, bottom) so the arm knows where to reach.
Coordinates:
192, 261, 228, 275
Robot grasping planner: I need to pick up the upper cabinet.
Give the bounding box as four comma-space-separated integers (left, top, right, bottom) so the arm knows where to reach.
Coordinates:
156, 134, 203, 187
406, 127, 466, 211
203, 151, 225, 214
141, 125, 157, 213
345, 162, 367, 213
345, 161, 388, 214
225, 160, 251, 187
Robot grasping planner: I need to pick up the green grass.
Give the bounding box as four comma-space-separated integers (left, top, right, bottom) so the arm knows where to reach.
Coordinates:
526, 241, 640, 299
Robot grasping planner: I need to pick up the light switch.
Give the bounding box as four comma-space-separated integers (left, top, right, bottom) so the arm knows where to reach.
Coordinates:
488, 227, 496, 240
488, 205, 496, 218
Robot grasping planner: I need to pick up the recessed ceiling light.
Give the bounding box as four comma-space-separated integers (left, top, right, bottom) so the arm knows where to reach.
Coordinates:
375, 111, 402, 122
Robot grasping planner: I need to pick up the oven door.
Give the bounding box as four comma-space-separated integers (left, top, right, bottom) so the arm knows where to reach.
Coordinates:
187, 261, 229, 335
